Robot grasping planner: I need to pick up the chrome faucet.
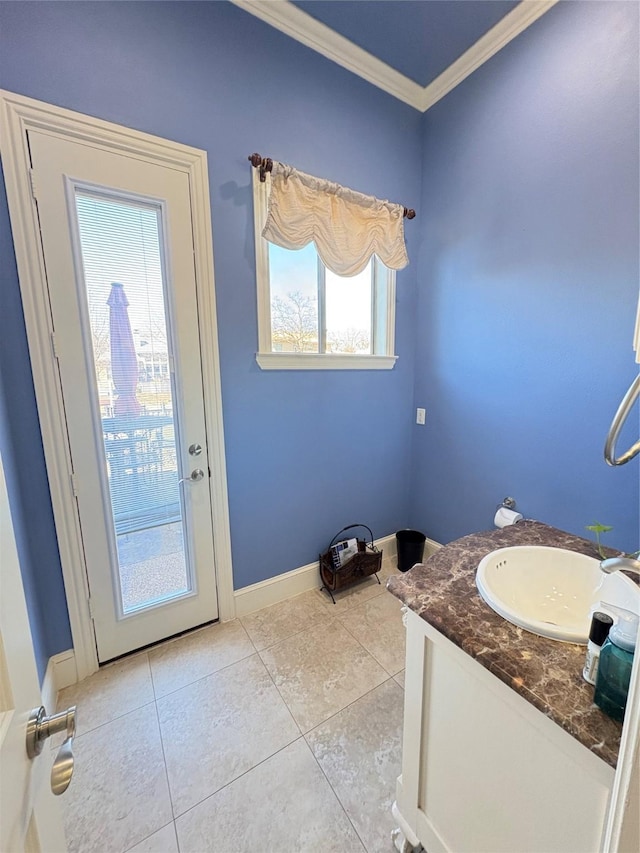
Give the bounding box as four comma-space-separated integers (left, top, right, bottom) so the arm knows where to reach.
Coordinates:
600, 556, 640, 577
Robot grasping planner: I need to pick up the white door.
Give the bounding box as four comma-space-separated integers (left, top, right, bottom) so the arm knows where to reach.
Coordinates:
0, 451, 68, 852
28, 130, 219, 662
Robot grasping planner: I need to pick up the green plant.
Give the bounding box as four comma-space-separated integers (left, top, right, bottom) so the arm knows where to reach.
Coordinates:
585, 522, 640, 560
585, 522, 614, 559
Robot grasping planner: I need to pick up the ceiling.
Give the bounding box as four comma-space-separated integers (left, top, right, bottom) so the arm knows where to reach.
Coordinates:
231, 0, 558, 112
292, 1, 521, 87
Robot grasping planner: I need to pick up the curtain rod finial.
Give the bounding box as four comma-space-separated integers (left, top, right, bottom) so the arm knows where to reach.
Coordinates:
404, 208, 416, 220
248, 153, 273, 182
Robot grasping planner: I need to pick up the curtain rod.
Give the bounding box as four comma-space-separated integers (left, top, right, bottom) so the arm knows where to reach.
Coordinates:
248, 153, 416, 220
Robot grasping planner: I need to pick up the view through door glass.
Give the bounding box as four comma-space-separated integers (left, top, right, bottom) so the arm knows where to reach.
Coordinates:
75, 191, 191, 614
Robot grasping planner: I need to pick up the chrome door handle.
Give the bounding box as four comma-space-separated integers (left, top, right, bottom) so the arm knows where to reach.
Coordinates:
51, 733, 74, 796
26, 705, 76, 795
179, 468, 205, 484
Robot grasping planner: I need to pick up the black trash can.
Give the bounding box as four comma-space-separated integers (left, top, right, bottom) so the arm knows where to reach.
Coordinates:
396, 529, 426, 573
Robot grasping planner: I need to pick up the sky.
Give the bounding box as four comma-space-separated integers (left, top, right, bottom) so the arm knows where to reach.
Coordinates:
75, 192, 169, 354
269, 242, 372, 339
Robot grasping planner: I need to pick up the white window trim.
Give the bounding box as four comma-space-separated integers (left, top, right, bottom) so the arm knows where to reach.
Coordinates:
256, 352, 398, 370
252, 169, 398, 370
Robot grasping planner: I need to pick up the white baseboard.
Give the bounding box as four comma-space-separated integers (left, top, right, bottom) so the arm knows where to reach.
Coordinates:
44, 535, 444, 676
233, 559, 322, 618
424, 536, 443, 560
42, 649, 77, 711
234, 532, 443, 617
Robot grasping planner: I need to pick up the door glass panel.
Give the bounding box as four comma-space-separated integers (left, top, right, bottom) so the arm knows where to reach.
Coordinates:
74, 191, 190, 614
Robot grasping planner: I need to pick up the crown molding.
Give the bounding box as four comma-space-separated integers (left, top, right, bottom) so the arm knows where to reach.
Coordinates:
231, 0, 558, 114
419, 1, 558, 111
230, 0, 425, 109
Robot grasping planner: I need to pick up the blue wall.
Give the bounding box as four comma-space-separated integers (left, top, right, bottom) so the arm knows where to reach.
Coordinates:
1, 1, 638, 676
0, 167, 69, 680
410, 0, 640, 554
0, 1, 419, 671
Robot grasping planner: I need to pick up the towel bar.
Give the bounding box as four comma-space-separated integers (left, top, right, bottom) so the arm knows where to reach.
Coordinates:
604, 374, 640, 466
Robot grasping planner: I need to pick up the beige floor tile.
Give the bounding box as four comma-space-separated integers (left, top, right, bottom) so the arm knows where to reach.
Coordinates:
306, 679, 404, 853
157, 653, 299, 816
240, 589, 329, 650
149, 620, 255, 697
176, 738, 365, 853
126, 823, 178, 852
56, 653, 154, 738
317, 557, 407, 615
259, 620, 388, 732
380, 561, 406, 586
394, 669, 406, 689
61, 706, 172, 853
339, 591, 406, 676
318, 571, 386, 614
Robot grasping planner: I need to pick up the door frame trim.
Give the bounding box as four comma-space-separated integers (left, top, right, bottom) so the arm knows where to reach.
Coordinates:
0, 89, 236, 679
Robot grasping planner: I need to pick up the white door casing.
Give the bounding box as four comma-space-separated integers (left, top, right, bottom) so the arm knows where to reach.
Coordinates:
29, 130, 222, 661
0, 91, 235, 676
0, 451, 67, 852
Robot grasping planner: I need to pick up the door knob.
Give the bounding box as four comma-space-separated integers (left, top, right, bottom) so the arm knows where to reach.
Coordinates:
179, 468, 205, 484
26, 705, 76, 795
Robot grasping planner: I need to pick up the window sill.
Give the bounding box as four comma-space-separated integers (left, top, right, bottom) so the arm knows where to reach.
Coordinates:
256, 353, 398, 371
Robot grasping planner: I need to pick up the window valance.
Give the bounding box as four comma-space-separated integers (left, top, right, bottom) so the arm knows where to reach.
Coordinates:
262, 162, 409, 277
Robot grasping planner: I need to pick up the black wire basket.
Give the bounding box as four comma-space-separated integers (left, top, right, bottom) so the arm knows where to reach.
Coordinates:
319, 523, 382, 603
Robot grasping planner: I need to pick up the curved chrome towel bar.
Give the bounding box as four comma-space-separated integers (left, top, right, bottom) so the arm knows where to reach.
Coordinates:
604, 373, 640, 466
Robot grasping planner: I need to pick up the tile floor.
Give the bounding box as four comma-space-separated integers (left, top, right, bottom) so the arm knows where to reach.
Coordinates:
55, 559, 407, 853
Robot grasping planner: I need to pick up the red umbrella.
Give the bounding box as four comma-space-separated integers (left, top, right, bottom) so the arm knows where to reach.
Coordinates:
107, 282, 141, 417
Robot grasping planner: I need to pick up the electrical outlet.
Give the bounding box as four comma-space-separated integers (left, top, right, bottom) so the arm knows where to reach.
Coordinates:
416, 407, 426, 425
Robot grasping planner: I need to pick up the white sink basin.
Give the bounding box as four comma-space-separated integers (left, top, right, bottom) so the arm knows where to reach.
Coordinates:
476, 545, 640, 644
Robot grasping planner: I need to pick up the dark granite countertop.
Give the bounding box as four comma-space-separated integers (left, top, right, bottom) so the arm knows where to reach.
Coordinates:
387, 520, 625, 769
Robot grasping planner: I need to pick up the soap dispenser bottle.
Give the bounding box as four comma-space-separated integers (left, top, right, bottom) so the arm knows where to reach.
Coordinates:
594, 608, 638, 723
583, 611, 614, 685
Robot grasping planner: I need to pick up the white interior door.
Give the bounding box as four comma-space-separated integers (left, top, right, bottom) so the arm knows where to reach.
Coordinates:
28, 129, 219, 662
0, 451, 67, 852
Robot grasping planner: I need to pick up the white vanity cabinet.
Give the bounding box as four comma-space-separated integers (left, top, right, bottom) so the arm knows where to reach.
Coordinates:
394, 608, 615, 853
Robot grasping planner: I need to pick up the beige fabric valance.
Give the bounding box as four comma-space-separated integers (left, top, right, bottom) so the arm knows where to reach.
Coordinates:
262, 162, 409, 277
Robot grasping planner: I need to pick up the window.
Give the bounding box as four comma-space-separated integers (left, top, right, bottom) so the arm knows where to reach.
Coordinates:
252, 170, 397, 370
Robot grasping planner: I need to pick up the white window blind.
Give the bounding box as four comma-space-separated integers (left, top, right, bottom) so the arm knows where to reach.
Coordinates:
74, 192, 182, 539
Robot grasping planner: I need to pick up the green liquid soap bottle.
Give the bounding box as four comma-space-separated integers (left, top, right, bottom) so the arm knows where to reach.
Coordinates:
594, 607, 638, 723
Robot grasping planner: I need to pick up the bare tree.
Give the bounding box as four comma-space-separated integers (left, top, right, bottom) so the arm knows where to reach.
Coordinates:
327, 327, 370, 354
271, 291, 318, 352
135, 308, 168, 351
90, 310, 111, 384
